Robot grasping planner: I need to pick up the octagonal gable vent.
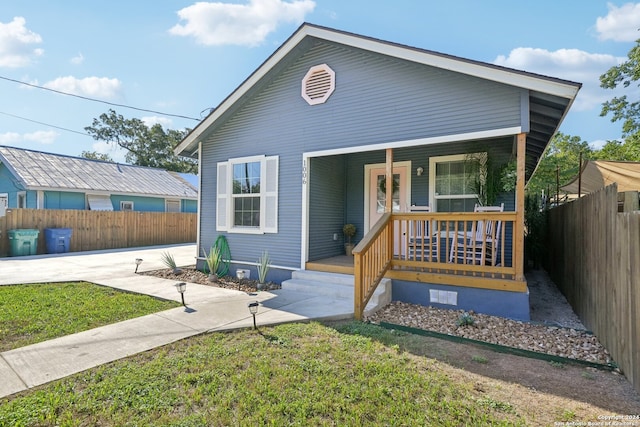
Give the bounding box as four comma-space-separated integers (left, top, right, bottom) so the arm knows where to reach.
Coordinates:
301, 64, 335, 105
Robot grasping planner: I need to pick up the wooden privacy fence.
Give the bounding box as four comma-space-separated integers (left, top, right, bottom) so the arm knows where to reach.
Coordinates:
0, 208, 197, 257
545, 184, 640, 394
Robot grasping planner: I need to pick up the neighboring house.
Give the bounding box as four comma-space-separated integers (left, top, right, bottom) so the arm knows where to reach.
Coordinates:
0, 146, 198, 213
175, 23, 580, 320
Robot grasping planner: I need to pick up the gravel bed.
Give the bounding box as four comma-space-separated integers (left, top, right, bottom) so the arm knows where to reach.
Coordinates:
365, 302, 612, 365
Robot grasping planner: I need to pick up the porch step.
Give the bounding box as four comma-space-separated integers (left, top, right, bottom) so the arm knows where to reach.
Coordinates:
281, 270, 391, 315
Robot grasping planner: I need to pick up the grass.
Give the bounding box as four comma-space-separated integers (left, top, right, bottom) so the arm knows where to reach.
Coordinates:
0, 322, 525, 426
0, 282, 180, 352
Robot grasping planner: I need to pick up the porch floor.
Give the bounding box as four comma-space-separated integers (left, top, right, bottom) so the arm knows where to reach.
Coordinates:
306, 256, 354, 275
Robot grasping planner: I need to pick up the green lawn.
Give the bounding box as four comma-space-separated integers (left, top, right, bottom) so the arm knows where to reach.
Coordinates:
0, 322, 523, 426
0, 282, 180, 352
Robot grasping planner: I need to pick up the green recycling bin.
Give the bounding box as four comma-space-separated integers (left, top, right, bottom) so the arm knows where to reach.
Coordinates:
8, 229, 39, 257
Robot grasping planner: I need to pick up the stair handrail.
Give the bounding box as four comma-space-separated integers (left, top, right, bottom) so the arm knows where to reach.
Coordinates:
353, 212, 393, 320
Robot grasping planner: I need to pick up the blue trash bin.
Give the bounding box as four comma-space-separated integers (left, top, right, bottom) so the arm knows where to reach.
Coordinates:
44, 228, 72, 254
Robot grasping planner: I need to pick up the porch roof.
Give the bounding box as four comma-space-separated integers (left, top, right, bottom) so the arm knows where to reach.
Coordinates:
175, 23, 581, 179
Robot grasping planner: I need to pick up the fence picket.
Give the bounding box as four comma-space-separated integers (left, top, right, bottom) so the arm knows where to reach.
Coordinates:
0, 209, 196, 257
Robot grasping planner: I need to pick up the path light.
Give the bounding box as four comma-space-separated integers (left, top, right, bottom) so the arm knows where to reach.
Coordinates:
175, 282, 187, 307
236, 269, 245, 280
135, 258, 143, 273
248, 301, 259, 330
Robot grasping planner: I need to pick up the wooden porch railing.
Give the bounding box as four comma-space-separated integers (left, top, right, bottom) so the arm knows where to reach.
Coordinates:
353, 212, 393, 320
353, 211, 520, 319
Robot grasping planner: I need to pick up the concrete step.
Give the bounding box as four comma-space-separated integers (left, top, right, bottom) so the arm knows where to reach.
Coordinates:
282, 270, 392, 315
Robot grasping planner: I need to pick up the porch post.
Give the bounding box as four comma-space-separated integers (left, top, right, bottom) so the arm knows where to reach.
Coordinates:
514, 133, 526, 282
385, 148, 393, 213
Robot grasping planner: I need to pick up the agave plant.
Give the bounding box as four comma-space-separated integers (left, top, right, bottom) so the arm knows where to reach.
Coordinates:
256, 250, 271, 289
202, 245, 222, 281
160, 251, 182, 274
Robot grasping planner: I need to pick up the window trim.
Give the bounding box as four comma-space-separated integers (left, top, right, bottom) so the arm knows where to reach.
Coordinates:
17, 191, 26, 208
428, 153, 482, 212
120, 201, 134, 211
217, 154, 279, 234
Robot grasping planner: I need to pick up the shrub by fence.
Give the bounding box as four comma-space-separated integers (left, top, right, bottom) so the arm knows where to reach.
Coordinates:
545, 184, 639, 394
0, 208, 197, 257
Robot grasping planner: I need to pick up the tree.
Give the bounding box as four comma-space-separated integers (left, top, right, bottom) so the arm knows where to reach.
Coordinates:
599, 40, 640, 161
84, 109, 197, 173
80, 150, 113, 162
527, 132, 593, 197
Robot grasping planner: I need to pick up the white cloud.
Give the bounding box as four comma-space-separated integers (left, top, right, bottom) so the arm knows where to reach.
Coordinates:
169, 0, 315, 46
494, 47, 626, 111
70, 52, 84, 65
91, 141, 127, 163
589, 139, 608, 150
23, 130, 58, 144
0, 17, 44, 68
0, 130, 57, 145
142, 115, 173, 128
595, 2, 640, 42
43, 76, 122, 99
0, 132, 22, 144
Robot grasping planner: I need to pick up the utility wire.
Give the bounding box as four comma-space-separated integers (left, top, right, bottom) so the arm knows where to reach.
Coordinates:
0, 111, 91, 137
0, 75, 200, 121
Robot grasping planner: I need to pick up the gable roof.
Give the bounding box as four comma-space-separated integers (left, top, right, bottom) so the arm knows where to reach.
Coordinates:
175, 23, 581, 176
0, 145, 198, 199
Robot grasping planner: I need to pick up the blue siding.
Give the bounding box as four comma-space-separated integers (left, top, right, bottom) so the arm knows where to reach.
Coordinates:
0, 164, 23, 207
200, 40, 526, 268
110, 195, 165, 212
183, 199, 197, 213
44, 191, 85, 209
308, 156, 346, 259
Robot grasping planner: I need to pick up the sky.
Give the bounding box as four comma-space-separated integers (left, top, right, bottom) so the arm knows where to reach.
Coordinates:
1, 0, 640, 163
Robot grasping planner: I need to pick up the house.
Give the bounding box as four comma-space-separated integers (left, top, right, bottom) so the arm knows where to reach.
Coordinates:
175, 23, 580, 320
0, 145, 198, 215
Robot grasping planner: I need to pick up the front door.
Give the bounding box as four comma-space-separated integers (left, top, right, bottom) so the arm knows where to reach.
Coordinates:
368, 166, 409, 229
366, 163, 410, 256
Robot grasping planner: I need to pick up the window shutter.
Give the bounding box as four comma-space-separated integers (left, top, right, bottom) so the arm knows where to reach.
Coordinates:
262, 156, 279, 233
216, 162, 229, 231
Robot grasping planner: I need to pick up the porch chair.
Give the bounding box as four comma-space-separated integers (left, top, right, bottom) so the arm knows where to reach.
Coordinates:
449, 203, 504, 266
406, 205, 438, 262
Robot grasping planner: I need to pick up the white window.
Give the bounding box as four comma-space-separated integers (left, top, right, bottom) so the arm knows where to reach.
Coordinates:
120, 201, 134, 211
429, 154, 481, 212
217, 155, 278, 234
166, 199, 181, 213
17, 191, 26, 208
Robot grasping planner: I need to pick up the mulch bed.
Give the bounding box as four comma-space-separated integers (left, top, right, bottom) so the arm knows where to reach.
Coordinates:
139, 266, 281, 293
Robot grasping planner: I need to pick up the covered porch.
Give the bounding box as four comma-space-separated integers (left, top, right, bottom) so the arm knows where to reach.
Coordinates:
303, 133, 528, 320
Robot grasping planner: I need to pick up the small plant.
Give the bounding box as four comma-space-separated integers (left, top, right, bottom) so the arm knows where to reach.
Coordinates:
202, 245, 222, 280
471, 355, 488, 364
343, 224, 356, 244
257, 250, 271, 287
548, 360, 565, 369
160, 251, 182, 274
456, 311, 475, 327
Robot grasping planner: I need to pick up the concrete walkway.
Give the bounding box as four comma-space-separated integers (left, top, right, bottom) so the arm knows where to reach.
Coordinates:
0, 244, 353, 398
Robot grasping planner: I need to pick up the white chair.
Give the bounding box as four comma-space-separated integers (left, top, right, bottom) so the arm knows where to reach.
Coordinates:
407, 206, 438, 262
450, 203, 504, 265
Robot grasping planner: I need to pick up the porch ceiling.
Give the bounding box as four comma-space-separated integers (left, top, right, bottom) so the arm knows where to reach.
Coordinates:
526, 90, 572, 179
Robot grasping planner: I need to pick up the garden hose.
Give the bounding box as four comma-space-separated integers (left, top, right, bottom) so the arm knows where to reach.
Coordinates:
213, 235, 231, 276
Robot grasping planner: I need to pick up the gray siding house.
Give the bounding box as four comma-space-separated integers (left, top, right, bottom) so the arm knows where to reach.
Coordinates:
176, 23, 580, 320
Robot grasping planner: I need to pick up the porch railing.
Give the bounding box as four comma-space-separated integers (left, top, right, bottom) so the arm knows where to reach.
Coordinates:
353, 212, 393, 319
353, 211, 519, 319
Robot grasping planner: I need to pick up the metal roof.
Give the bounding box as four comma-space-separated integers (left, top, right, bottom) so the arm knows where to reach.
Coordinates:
175, 23, 581, 179
0, 146, 198, 199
